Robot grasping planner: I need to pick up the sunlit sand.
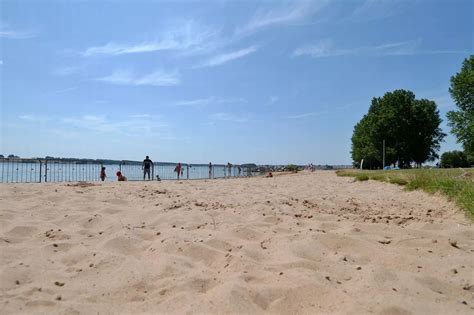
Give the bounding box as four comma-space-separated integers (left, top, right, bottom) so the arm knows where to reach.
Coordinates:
1, 171, 472, 314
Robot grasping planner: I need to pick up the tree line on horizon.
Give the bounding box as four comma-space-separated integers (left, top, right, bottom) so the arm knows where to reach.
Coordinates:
351, 55, 473, 169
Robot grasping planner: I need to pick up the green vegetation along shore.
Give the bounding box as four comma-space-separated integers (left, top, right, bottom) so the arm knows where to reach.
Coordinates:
336, 168, 474, 219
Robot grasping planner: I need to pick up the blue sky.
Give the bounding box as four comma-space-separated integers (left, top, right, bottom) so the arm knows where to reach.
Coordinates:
1, 0, 472, 165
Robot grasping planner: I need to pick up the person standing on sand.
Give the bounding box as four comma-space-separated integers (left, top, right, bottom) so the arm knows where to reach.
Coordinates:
174, 163, 182, 180
209, 162, 212, 179
100, 166, 106, 181
227, 162, 232, 178
142, 156, 153, 180
238, 165, 241, 177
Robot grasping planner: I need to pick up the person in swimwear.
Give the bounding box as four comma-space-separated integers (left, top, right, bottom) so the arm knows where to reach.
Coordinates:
100, 166, 106, 181
116, 171, 127, 181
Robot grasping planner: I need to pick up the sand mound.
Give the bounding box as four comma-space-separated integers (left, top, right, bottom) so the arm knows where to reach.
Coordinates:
66, 182, 97, 188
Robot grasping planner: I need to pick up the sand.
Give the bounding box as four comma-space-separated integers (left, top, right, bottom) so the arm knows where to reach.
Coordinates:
0, 171, 473, 314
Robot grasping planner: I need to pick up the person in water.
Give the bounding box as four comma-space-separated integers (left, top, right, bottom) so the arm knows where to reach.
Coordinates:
100, 166, 106, 181
142, 155, 153, 180
116, 171, 127, 181
208, 162, 212, 179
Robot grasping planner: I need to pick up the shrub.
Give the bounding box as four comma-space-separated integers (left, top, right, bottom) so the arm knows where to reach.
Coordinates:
286, 164, 299, 172
440, 151, 469, 168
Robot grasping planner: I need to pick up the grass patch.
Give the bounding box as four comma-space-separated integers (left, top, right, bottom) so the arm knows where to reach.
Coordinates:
336, 168, 474, 219
355, 174, 369, 181
389, 177, 408, 186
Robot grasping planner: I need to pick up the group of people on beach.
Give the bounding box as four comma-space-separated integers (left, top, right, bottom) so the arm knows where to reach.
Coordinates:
100, 167, 126, 181
99, 156, 242, 182
99, 156, 153, 182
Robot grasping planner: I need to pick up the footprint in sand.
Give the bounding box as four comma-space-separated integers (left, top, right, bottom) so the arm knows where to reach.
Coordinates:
5, 226, 38, 239
102, 236, 144, 255
232, 227, 263, 241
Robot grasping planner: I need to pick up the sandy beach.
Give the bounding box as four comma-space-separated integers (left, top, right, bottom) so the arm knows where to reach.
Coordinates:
0, 171, 472, 314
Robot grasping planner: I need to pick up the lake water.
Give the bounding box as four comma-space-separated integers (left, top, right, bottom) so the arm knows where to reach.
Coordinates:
0, 160, 253, 183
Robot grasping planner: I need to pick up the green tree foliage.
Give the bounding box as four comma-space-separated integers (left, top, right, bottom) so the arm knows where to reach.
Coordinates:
351, 90, 446, 169
448, 56, 474, 164
440, 151, 469, 168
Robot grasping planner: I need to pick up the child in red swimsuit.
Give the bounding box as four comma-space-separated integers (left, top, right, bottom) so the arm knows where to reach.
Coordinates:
116, 171, 127, 181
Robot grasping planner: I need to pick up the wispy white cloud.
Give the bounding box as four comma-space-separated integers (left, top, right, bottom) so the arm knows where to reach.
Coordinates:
293, 39, 414, 57
18, 115, 52, 123
286, 103, 356, 119
0, 60, 3, 65
84, 41, 180, 57
237, 1, 328, 36
0, 24, 35, 39
293, 39, 335, 57
175, 96, 247, 107
350, 0, 405, 22
55, 86, 78, 93
216, 97, 248, 104
199, 45, 258, 67
293, 39, 470, 58
175, 97, 214, 107
83, 21, 218, 57
415, 49, 474, 55
61, 115, 114, 132
286, 111, 327, 119
18, 114, 168, 137
208, 112, 253, 123
129, 114, 152, 118
60, 114, 168, 137
96, 69, 179, 86
52, 66, 83, 76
